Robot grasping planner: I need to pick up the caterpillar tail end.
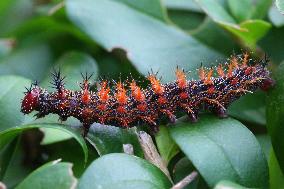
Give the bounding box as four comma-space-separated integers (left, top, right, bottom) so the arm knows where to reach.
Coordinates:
260, 78, 275, 91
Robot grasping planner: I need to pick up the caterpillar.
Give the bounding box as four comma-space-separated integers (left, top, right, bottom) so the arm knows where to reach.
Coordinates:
21, 53, 274, 136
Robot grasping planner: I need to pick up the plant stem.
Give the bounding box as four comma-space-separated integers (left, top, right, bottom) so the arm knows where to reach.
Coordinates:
123, 144, 134, 155
171, 171, 198, 189
137, 131, 173, 183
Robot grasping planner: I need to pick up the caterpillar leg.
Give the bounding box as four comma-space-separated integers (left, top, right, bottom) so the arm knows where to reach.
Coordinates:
160, 109, 177, 123
202, 97, 228, 118
150, 124, 160, 134
216, 107, 228, 118
180, 104, 198, 122
118, 118, 130, 128
34, 112, 48, 119
82, 123, 91, 137
142, 117, 159, 134
188, 111, 197, 122
59, 116, 68, 122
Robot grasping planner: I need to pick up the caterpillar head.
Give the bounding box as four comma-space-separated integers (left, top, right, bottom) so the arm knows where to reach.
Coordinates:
21, 82, 41, 114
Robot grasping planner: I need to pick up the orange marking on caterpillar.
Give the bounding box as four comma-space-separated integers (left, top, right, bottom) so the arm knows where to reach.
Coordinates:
217, 64, 225, 77
98, 81, 110, 102
116, 82, 128, 104
230, 78, 238, 85
59, 102, 67, 110
208, 86, 215, 94
130, 80, 145, 102
176, 68, 187, 89
199, 67, 205, 80
205, 68, 214, 85
137, 103, 147, 112
117, 105, 126, 114
97, 104, 106, 111
245, 67, 252, 75
82, 108, 93, 118
230, 56, 239, 69
148, 75, 164, 95
180, 92, 188, 99
227, 63, 234, 77
82, 90, 91, 104
120, 119, 129, 127
158, 96, 167, 105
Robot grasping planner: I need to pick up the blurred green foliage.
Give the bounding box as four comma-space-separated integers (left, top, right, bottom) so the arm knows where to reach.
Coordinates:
0, 0, 284, 188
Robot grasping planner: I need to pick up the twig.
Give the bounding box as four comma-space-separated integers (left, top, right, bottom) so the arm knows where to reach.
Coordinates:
123, 144, 134, 155
48, 1, 65, 16
137, 131, 172, 183
171, 171, 198, 189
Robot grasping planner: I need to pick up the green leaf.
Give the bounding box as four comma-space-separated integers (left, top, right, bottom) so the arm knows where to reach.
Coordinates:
225, 20, 271, 49
0, 137, 33, 188
44, 139, 99, 177
269, 5, 284, 27
10, 17, 99, 52
253, 0, 273, 19
86, 124, 143, 157
214, 180, 247, 189
42, 51, 98, 90
276, 0, 284, 14
114, 0, 169, 22
168, 2, 234, 51
170, 115, 268, 188
0, 123, 88, 164
0, 0, 33, 36
172, 157, 200, 189
40, 128, 73, 145
0, 43, 53, 81
269, 149, 284, 189
228, 91, 266, 126
191, 18, 238, 55
196, 0, 237, 24
195, 0, 271, 49
228, 0, 272, 22
0, 76, 33, 131
256, 135, 271, 159
228, 0, 252, 22
78, 153, 172, 189
66, 0, 222, 82
164, 0, 203, 13
15, 160, 77, 189
155, 125, 179, 165
167, 10, 205, 31
267, 61, 284, 173
0, 137, 18, 181
259, 26, 284, 64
